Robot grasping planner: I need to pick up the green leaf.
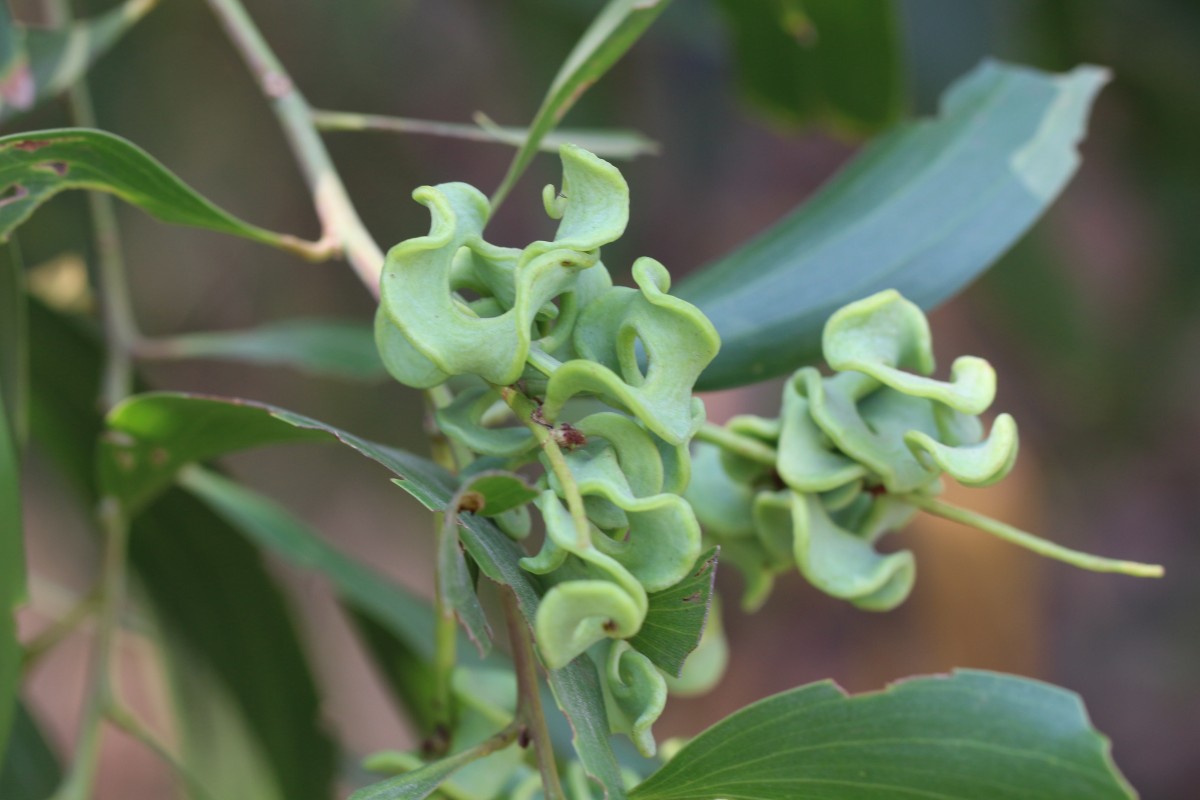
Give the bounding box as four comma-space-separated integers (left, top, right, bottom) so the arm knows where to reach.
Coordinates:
132, 487, 336, 800
0, 129, 318, 254
25, 305, 334, 800
0, 244, 24, 445
0, 700, 61, 799
0, 5, 32, 112
715, 0, 905, 134
490, 0, 672, 208
349, 744, 492, 800
629, 669, 1134, 800
150, 319, 387, 381
99, 391, 631, 800
627, 548, 718, 678
681, 61, 1109, 390
0, 373, 23, 759
1, 0, 156, 125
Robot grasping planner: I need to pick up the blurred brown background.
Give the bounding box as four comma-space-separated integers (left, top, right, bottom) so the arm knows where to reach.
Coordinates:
12, 0, 1199, 797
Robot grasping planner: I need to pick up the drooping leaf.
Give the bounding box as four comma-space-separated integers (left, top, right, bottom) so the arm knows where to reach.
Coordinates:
490, 0, 673, 208
132, 488, 337, 800
627, 547, 718, 678
0, 0, 156, 126
0, 129, 319, 253
151, 319, 387, 381
682, 61, 1109, 390
629, 670, 1134, 800
26, 304, 334, 800
0, 378, 22, 759
98, 391, 632, 799
715, 0, 905, 134
0, 700, 61, 799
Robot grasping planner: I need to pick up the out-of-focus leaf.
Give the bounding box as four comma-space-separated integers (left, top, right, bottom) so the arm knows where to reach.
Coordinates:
681, 61, 1108, 390
0, 129, 318, 253
132, 487, 336, 800
715, 0, 905, 134
490, 0, 673, 208
630, 669, 1134, 799
25, 304, 334, 800
1, 0, 157, 126
179, 467, 437, 664
0, 244, 24, 444
628, 548, 717, 678
0, 379, 22, 759
348, 743, 499, 800
0, 700, 61, 799
151, 319, 387, 381
0, 5, 32, 113
99, 391, 631, 800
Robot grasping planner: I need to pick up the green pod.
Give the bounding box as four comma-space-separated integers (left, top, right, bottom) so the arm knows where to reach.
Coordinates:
906, 412, 1019, 487
823, 289, 997, 415
777, 373, 866, 492
436, 386, 537, 458
718, 414, 780, 484
791, 491, 916, 611
543, 258, 719, 445
601, 640, 668, 758
685, 443, 756, 540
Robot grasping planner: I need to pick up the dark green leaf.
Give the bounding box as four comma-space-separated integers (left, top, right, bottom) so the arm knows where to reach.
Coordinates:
1, 0, 156, 126
0, 129, 317, 253
629, 669, 1134, 799
439, 491, 493, 657
152, 319, 387, 381
0, 381, 23, 758
628, 547, 717, 678
100, 391, 631, 800
0, 700, 61, 799
26, 306, 334, 800
454, 471, 539, 518
132, 487, 336, 800
490, 0, 672, 208
682, 61, 1108, 390
715, 0, 905, 134
0, 244, 24, 444
179, 467, 436, 663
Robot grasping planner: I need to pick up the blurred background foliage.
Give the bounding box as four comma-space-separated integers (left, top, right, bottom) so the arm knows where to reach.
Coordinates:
7, 0, 1196, 796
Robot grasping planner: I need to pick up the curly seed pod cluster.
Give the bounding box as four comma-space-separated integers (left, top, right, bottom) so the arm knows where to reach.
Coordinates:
689, 290, 1020, 612
375, 145, 720, 756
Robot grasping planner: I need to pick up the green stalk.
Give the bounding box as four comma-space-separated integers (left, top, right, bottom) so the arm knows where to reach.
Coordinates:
502, 589, 566, 800
203, 0, 384, 294
695, 422, 778, 467
497, 385, 591, 550
905, 494, 1164, 578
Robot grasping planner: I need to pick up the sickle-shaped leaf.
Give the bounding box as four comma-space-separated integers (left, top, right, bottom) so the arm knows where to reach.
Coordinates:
0, 0, 156, 126
0, 129, 319, 253
630, 669, 1134, 800
682, 61, 1109, 390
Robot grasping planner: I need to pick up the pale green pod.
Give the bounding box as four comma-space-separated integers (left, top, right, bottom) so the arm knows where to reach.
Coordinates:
554, 443, 703, 593
751, 490, 798, 566
374, 304, 449, 388
777, 373, 867, 492
718, 413, 781, 484
536, 580, 645, 670
575, 412, 665, 496
540, 261, 614, 360
820, 480, 864, 512
824, 289, 997, 415
601, 640, 668, 758
854, 494, 920, 542
716, 539, 779, 612
934, 402, 985, 446
436, 386, 536, 458
543, 257, 720, 445
685, 444, 756, 540
801, 368, 941, 493
791, 491, 916, 611
906, 412, 1020, 487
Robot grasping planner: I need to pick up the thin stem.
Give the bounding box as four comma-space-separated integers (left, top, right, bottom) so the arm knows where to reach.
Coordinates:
43, 0, 139, 409
106, 703, 217, 800
203, 0, 384, 294
502, 589, 566, 800
21, 587, 99, 673
497, 385, 590, 550
905, 494, 1165, 578
52, 498, 131, 800
696, 422, 778, 467
312, 109, 512, 144
430, 505, 457, 750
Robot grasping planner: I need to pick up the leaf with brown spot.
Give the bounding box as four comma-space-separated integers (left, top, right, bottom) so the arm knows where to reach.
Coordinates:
628, 547, 719, 677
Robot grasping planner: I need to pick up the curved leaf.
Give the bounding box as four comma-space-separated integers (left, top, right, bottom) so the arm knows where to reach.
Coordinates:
0, 700, 61, 799
682, 61, 1109, 390
630, 670, 1134, 800
0, 129, 317, 253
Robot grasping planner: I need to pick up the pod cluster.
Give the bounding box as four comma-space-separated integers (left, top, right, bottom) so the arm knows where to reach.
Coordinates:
688, 291, 1019, 611
376, 145, 720, 757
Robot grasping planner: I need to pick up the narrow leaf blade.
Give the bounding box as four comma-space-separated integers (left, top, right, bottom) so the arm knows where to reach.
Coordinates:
0, 129, 314, 252
629, 670, 1134, 800
682, 61, 1108, 390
